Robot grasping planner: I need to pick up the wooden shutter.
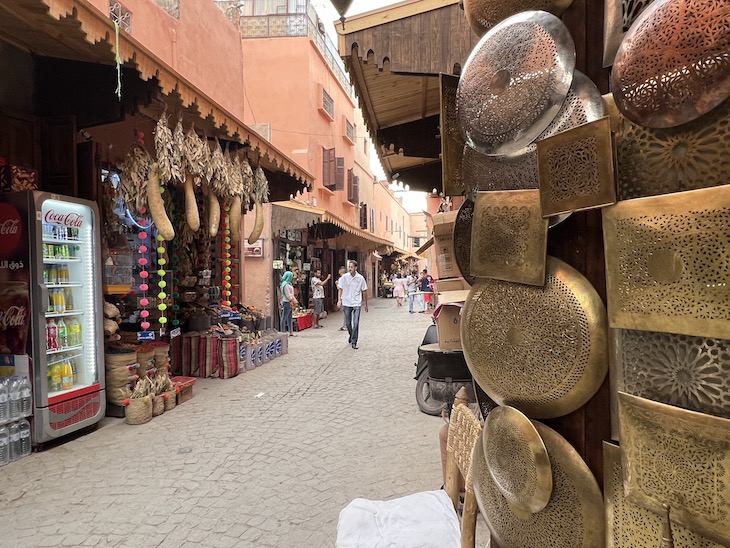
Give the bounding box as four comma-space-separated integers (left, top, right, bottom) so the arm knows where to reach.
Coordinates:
323, 147, 335, 189
346, 168, 354, 201
360, 203, 368, 229
335, 157, 345, 190
353, 175, 359, 204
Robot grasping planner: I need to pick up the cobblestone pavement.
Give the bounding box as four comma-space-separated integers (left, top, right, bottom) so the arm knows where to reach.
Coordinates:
0, 298, 479, 547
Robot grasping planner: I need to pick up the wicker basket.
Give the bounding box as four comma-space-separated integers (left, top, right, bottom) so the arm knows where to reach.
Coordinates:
152, 394, 165, 416
125, 396, 152, 425
163, 391, 176, 411
137, 348, 156, 378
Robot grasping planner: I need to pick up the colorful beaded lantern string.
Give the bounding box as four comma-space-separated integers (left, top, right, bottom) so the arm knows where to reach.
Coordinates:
221, 204, 232, 307
137, 226, 151, 331
156, 234, 168, 329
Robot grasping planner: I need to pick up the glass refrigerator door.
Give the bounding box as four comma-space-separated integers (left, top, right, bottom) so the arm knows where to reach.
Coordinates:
40, 199, 100, 404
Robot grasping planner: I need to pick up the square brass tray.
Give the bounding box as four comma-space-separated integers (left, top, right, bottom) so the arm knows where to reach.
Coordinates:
603, 184, 730, 340
537, 117, 616, 217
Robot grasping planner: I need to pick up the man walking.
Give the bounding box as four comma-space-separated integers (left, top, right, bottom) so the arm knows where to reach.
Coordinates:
310, 268, 331, 329
337, 260, 368, 349
406, 269, 418, 314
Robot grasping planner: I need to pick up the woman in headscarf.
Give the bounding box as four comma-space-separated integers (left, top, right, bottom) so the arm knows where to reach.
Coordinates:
280, 271, 297, 336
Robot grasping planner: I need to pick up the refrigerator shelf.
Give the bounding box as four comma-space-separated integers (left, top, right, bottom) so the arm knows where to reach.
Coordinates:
47, 352, 83, 365
42, 237, 81, 244
47, 344, 83, 356
45, 309, 84, 318
44, 258, 81, 264
46, 283, 83, 288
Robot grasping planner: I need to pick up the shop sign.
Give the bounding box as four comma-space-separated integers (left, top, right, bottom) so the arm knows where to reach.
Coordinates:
170, 327, 182, 339
303, 263, 311, 272
137, 330, 155, 341
244, 239, 263, 258
272, 260, 284, 270
286, 229, 302, 242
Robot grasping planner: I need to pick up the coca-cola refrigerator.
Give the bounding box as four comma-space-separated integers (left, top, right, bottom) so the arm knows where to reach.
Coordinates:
0, 191, 105, 446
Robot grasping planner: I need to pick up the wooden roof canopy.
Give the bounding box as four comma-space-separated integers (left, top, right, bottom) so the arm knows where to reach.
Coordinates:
337, 0, 479, 193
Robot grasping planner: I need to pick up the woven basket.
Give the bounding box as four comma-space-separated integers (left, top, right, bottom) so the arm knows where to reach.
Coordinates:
163, 391, 176, 411
152, 394, 165, 416
137, 349, 156, 378
105, 351, 137, 370
125, 396, 152, 425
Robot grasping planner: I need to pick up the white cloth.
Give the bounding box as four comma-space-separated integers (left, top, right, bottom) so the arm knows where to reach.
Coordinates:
339, 272, 367, 307
336, 490, 460, 548
311, 276, 325, 299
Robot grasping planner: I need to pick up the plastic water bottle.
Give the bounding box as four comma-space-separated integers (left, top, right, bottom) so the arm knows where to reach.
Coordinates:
9, 377, 21, 421
19, 377, 32, 417
0, 425, 8, 466
0, 378, 9, 424
18, 419, 31, 458
8, 421, 19, 462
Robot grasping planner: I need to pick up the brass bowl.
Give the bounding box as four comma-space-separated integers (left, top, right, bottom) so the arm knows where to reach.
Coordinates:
464, 0, 576, 37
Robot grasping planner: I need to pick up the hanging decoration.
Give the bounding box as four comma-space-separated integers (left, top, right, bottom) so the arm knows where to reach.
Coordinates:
221, 204, 233, 307
156, 234, 168, 329
137, 228, 151, 332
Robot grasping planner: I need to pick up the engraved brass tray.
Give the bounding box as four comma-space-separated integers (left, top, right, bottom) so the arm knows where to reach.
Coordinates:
473, 422, 605, 548
618, 392, 730, 546
462, 256, 608, 419
441, 73, 466, 197
463, 0, 575, 38
453, 197, 476, 286
611, 0, 730, 128
616, 97, 730, 200
470, 190, 548, 286
612, 328, 730, 420
484, 405, 552, 514
602, 184, 730, 340
602, 0, 655, 67
603, 441, 723, 548
537, 117, 617, 217
457, 11, 575, 156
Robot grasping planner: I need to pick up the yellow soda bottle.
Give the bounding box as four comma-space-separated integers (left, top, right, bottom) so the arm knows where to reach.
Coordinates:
49, 360, 62, 392
61, 357, 73, 390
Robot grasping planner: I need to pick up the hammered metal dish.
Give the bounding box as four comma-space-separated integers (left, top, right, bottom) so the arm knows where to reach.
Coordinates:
484, 406, 552, 514
456, 11, 575, 156
611, 0, 730, 128
616, 97, 730, 200
603, 441, 723, 548
602, 0, 655, 67
473, 422, 605, 548
613, 328, 730, 420
602, 184, 730, 340
462, 256, 608, 419
537, 117, 617, 217
618, 392, 730, 546
463, 0, 576, 37
441, 73, 466, 197
470, 190, 548, 286
453, 197, 476, 286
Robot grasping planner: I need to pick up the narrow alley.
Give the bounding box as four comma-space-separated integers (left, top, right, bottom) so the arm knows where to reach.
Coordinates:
0, 299, 442, 547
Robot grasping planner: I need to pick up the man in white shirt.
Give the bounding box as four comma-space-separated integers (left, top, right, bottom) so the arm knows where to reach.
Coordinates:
310, 268, 331, 329
337, 260, 369, 349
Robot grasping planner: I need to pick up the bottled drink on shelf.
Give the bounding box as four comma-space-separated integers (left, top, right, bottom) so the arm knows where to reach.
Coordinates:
0, 425, 8, 467
67, 317, 81, 346
47, 319, 59, 351
0, 378, 9, 424
69, 244, 77, 258
18, 419, 30, 458
8, 377, 21, 421
57, 265, 68, 284
8, 421, 19, 462
57, 319, 68, 348
49, 359, 62, 392
61, 357, 73, 390
18, 377, 31, 417
48, 265, 57, 285
55, 244, 63, 259
53, 289, 65, 313
70, 356, 77, 384
64, 289, 75, 312
56, 225, 66, 241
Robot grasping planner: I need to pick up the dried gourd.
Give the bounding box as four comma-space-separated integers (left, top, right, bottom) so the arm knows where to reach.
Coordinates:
147, 163, 175, 241
208, 189, 221, 238
183, 173, 200, 232
248, 166, 270, 244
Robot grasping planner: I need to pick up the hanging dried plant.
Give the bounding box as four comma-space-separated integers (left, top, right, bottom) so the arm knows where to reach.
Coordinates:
154, 113, 175, 184
240, 156, 254, 210
121, 143, 151, 216
182, 125, 208, 186
253, 166, 270, 204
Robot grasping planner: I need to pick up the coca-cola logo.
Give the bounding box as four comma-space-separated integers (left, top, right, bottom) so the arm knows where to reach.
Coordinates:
0, 305, 26, 330
44, 209, 84, 227
0, 204, 22, 254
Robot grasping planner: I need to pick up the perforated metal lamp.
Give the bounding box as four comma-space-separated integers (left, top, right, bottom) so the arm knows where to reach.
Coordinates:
329, 0, 354, 27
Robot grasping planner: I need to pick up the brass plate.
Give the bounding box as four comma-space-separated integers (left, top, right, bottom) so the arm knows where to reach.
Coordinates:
462, 256, 608, 419
603, 441, 723, 548
602, 0, 655, 67
611, 0, 730, 128
602, 185, 730, 340
616, 98, 730, 201
453, 198, 476, 286
470, 190, 548, 286
613, 328, 730, 420
618, 392, 730, 546
537, 117, 617, 217
463, 0, 575, 38
456, 11, 575, 156
473, 422, 605, 548
484, 406, 552, 514
441, 73, 466, 197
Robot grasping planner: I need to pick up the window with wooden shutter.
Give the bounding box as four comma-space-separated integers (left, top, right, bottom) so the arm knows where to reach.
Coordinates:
360, 203, 368, 229
335, 157, 345, 190
322, 147, 335, 190
370, 208, 375, 233
352, 175, 359, 204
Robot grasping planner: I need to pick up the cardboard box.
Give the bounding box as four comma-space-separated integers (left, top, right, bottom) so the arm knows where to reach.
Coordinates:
432, 211, 459, 277
0, 162, 38, 192
435, 289, 471, 308
434, 302, 464, 350
433, 277, 470, 293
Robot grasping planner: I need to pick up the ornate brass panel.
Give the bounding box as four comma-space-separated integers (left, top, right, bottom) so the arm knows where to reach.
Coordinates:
456, 11, 575, 156
441, 73, 466, 197
603, 441, 723, 548
484, 405, 552, 514
613, 329, 730, 419
618, 392, 730, 546
453, 197, 475, 286
611, 0, 730, 128
473, 422, 605, 548
470, 190, 548, 286
462, 256, 608, 419
602, 185, 730, 340
616, 98, 730, 200
463, 0, 575, 38
602, 0, 655, 67
537, 117, 616, 217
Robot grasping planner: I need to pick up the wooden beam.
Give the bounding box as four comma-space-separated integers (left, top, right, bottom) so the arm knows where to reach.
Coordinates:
346, 52, 380, 141
420, 76, 428, 119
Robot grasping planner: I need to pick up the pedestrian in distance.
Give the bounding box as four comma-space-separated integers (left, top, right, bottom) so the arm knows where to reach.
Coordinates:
310, 268, 331, 329
279, 271, 298, 337
418, 269, 433, 312
337, 260, 368, 349
406, 269, 419, 313
335, 265, 348, 331
392, 272, 407, 307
